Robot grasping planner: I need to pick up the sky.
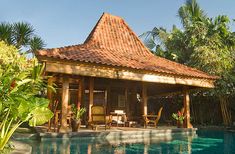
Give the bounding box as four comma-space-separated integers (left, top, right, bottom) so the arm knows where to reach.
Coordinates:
1, 0, 235, 48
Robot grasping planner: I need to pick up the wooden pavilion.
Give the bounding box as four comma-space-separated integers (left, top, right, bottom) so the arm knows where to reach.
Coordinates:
36, 13, 217, 132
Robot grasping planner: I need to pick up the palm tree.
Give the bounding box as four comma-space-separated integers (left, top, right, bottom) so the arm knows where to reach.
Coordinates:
178, 0, 207, 27
0, 22, 45, 55
140, 0, 207, 63
140, 27, 168, 51
0, 23, 13, 45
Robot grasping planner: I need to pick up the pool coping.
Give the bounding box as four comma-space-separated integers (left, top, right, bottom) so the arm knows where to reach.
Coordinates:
38, 127, 198, 140
10, 140, 32, 154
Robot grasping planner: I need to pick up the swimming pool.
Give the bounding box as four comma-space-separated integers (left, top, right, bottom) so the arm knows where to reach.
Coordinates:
23, 130, 235, 154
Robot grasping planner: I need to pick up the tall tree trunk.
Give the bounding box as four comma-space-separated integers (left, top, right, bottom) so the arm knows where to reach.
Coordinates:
219, 95, 231, 126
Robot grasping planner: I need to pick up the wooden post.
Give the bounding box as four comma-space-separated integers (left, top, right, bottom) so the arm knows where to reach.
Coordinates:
125, 84, 129, 117
183, 86, 193, 128
59, 77, 69, 132
104, 89, 108, 110
106, 83, 111, 114
142, 83, 147, 115
77, 77, 84, 109
47, 77, 54, 132
130, 85, 137, 119
88, 77, 94, 122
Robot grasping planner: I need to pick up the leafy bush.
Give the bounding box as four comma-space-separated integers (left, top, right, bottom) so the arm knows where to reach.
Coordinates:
172, 111, 185, 124
71, 104, 86, 120
0, 41, 53, 151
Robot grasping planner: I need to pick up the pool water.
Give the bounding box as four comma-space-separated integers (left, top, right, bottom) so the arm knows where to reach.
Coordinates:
24, 130, 235, 154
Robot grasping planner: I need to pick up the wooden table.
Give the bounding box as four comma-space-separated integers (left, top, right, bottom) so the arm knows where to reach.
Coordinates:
110, 112, 126, 126
125, 121, 137, 127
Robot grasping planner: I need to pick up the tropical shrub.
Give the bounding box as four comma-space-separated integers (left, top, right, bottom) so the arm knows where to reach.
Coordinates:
172, 111, 185, 124
0, 41, 53, 151
71, 104, 86, 121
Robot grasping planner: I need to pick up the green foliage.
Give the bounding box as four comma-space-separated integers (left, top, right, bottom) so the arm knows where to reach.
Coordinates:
28, 36, 45, 54
0, 41, 26, 69
188, 16, 235, 96
0, 41, 53, 150
29, 107, 53, 126
71, 104, 86, 120
141, 0, 235, 125
178, 0, 207, 27
141, 0, 235, 96
140, 27, 179, 61
13, 22, 35, 49
0, 23, 13, 46
172, 111, 185, 124
0, 22, 45, 55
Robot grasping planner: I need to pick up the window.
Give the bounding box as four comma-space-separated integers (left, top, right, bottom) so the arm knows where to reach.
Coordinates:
118, 95, 125, 107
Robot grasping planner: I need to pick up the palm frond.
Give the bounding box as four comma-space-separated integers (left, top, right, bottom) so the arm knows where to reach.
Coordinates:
178, 0, 207, 27
0, 23, 13, 45
27, 36, 45, 55
12, 22, 35, 48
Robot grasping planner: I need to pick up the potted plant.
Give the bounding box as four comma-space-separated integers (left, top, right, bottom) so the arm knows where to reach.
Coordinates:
71, 104, 86, 132
172, 111, 185, 128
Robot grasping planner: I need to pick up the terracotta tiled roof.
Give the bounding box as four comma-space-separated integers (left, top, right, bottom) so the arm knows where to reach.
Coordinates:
37, 13, 216, 80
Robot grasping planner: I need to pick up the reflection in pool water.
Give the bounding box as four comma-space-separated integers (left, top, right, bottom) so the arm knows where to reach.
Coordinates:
22, 130, 235, 154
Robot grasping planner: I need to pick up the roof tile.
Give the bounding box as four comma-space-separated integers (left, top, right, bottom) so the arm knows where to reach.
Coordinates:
37, 13, 216, 80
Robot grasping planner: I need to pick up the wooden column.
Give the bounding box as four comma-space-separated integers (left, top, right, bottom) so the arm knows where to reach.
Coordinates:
125, 84, 129, 117
106, 83, 111, 113
142, 83, 147, 115
88, 77, 94, 122
131, 86, 137, 118
183, 86, 193, 128
77, 77, 84, 109
59, 77, 69, 132
47, 77, 54, 108
47, 77, 54, 131
104, 89, 108, 109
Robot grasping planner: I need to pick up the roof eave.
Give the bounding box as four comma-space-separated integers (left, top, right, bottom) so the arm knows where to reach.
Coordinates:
38, 56, 216, 88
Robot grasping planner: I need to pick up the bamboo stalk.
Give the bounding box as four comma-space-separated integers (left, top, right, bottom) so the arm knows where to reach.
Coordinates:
222, 99, 227, 125
225, 99, 232, 125
220, 97, 227, 125
224, 100, 229, 125
224, 99, 229, 125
